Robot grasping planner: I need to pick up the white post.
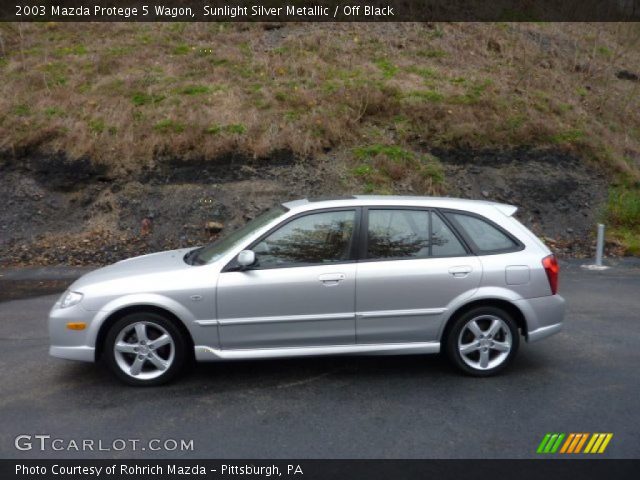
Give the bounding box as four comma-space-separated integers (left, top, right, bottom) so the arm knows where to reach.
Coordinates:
595, 224, 605, 267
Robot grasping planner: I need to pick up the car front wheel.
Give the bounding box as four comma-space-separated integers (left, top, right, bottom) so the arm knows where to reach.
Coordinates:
104, 312, 188, 386
445, 306, 519, 377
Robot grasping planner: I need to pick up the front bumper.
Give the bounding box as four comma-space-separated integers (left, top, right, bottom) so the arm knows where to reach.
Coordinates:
515, 294, 565, 343
49, 302, 97, 362
50, 345, 95, 362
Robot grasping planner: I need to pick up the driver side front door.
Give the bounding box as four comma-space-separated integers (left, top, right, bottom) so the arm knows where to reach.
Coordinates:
216, 208, 359, 349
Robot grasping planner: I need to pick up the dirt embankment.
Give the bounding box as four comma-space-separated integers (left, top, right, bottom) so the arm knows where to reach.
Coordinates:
0, 148, 609, 267
436, 148, 609, 249
0, 150, 340, 266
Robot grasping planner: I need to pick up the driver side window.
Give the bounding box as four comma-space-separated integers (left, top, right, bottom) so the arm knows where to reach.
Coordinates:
253, 210, 356, 268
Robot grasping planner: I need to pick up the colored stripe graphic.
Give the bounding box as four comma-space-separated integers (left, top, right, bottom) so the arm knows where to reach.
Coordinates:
537, 434, 552, 453
560, 433, 575, 453
584, 433, 613, 454
550, 433, 565, 453
584, 433, 600, 453
537, 433, 565, 453
544, 433, 558, 453
569, 433, 583, 453
574, 433, 589, 453
539, 433, 613, 454
565, 433, 580, 453
597, 433, 613, 453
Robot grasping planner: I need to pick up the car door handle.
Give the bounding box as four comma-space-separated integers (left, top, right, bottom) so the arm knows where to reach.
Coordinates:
448, 266, 472, 278
318, 273, 345, 286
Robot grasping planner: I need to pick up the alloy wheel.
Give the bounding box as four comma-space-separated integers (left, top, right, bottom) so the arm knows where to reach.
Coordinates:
457, 314, 513, 371
113, 321, 175, 380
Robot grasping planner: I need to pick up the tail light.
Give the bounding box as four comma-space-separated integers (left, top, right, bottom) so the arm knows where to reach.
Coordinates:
542, 254, 559, 295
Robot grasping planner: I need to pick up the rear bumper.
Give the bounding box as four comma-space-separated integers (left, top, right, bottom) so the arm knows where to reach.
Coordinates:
514, 294, 565, 343
527, 322, 563, 342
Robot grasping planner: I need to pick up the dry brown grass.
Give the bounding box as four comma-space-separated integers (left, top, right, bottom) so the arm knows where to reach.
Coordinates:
0, 22, 639, 181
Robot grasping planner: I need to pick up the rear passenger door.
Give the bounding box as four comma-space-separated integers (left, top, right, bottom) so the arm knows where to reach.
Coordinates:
355, 208, 482, 344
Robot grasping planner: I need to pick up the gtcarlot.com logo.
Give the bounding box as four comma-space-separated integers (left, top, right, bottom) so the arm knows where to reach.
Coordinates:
14, 435, 194, 452
536, 433, 613, 454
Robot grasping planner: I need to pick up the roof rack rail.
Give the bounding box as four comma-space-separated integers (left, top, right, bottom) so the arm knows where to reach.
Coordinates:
307, 195, 356, 202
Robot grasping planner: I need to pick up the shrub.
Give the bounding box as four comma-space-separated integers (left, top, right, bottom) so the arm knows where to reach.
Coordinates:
132, 92, 165, 106
204, 123, 246, 135
179, 85, 211, 95
608, 186, 640, 228
374, 58, 399, 79
550, 129, 585, 144
44, 106, 65, 117
88, 119, 105, 134
352, 145, 444, 195
154, 119, 185, 133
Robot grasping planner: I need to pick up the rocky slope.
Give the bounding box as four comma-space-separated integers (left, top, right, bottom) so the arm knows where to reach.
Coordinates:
0, 146, 611, 267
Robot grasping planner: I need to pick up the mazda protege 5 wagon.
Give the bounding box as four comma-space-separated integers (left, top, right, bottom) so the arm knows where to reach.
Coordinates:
49, 196, 565, 385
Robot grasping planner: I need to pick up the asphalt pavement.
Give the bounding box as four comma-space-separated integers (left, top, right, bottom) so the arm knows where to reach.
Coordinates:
1, 260, 639, 459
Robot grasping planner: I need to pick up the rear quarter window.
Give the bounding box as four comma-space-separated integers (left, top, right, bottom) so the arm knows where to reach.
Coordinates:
446, 212, 519, 253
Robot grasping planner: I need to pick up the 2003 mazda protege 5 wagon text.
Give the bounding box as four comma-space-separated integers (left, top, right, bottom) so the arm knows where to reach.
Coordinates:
49, 196, 565, 385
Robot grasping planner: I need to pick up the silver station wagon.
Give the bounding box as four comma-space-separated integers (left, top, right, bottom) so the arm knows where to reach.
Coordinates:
49, 196, 564, 385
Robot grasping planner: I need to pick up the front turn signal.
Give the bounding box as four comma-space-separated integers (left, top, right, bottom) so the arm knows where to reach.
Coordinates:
66, 322, 86, 330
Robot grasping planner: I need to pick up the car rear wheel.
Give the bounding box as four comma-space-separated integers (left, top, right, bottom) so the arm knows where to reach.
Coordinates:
104, 312, 187, 386
445, 306, 519, 377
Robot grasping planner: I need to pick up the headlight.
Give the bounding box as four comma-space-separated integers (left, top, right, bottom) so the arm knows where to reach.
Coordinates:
59, 291, 84, 309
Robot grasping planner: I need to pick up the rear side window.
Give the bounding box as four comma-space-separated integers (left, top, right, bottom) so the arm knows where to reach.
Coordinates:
366, 209, 466, 260
447, 213, 518, 253
367, 209, 430, 259
431, 213, 467, 257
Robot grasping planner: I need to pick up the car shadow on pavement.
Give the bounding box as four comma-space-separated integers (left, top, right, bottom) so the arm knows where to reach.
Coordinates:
181, 353, 545, 394
50, 346, 552, 395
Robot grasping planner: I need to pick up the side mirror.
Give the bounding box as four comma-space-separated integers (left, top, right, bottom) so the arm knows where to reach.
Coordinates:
237, 250, 256, 268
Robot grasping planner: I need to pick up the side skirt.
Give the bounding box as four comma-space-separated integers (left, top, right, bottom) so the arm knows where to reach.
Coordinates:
194, 342, 440, 362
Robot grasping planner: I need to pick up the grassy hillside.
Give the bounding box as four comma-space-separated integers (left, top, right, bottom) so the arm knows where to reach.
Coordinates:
0, 22, 639, 252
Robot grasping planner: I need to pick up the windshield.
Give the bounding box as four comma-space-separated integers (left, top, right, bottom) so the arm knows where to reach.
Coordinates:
187, 206, 287, 265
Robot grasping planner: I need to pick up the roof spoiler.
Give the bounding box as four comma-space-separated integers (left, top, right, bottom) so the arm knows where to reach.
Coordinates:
494, 204, 518, 216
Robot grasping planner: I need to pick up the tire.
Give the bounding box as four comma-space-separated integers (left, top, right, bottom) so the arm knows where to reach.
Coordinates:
445, 306, 520, 377
103, 312, 188, 386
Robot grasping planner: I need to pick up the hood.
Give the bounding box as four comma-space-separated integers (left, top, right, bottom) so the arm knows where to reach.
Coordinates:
70, 248, 196, 291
